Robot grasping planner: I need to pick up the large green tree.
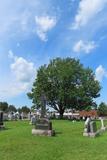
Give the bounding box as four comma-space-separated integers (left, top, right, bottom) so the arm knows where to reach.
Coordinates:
27, 58, 101, 119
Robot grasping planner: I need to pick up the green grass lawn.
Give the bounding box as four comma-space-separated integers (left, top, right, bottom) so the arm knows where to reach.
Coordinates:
0, 120, 107, 160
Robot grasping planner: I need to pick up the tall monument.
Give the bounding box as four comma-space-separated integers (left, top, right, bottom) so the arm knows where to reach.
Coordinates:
40, 93, 46, 118
32, 92, 55, 136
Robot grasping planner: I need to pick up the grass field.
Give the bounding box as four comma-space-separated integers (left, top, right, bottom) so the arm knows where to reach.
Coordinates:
0, 120, 107, 160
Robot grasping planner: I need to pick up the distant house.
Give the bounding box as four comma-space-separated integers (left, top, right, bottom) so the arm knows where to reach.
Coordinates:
79, 110, 98, 118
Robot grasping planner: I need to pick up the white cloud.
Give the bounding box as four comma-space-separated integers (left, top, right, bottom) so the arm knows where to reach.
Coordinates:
35, 16, 57, 41
72, 0, 107, 29
11, 56, 35, 82
0, 51, 36, 99
0, 0, 54, 41
0, 82, 30, 99
95, 65, 107, 81
73, 40, 96, 53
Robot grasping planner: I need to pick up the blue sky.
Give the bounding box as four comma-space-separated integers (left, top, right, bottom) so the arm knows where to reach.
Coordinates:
0, 0, 107, 108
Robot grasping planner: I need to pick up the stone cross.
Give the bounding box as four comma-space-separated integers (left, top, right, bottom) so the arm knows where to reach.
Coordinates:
40, 93, 46, 118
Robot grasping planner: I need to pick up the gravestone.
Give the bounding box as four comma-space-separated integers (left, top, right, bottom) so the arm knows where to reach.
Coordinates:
32, 93, 55, 136
100, 117, 106, 131
89, 121, 98, 137
83, 117, 91, 136
28, 112, 32, 121
90, 121, 97, 133
0, 111, 4, 129
30, 115, 36, 125
21, 112, 24, 120
35, 118, 52, 130
3, 113, 8, 121
83, 117, 98, 137
14, 112, 18, 120
8, 112, 15, 120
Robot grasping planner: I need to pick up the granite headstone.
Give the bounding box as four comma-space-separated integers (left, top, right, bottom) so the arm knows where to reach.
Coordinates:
83, 117, 98, 137
32, 93, 55, 136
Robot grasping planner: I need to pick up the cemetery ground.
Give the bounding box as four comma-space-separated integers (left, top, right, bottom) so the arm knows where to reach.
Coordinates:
0, 120, 107, 160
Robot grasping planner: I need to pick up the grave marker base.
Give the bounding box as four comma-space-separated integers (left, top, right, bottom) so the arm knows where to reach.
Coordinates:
32, 129, 55, 136
32, 118, 55, 136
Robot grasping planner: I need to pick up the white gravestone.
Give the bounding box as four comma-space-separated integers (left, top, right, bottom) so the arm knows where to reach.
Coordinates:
30, 115, 36, 125
83, 117, 91, 136
100, 117, 106, 131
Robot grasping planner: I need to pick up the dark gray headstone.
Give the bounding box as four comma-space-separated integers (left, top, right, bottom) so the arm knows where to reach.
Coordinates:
0, 111, 3, 125
0, 111, 4, 129
90, 121, 97, 133
83, 119, 98, 137
35, 118, 52, 130
32, 93, 55, 136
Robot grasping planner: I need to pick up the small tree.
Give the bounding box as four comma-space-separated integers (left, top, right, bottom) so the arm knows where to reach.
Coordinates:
0, 102, 8, 112
17, 108, 22, 114
8, 105, 17, 112
98, 102, 107, 116
21, 106, 30, 113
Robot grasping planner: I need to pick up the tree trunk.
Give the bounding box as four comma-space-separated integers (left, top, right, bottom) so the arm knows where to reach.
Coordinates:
59, 108, 64, 119
59, 113, 64, 119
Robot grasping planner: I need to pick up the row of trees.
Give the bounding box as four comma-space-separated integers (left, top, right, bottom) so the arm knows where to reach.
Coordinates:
0, 101, 106, 116
0, 102, 30, 113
